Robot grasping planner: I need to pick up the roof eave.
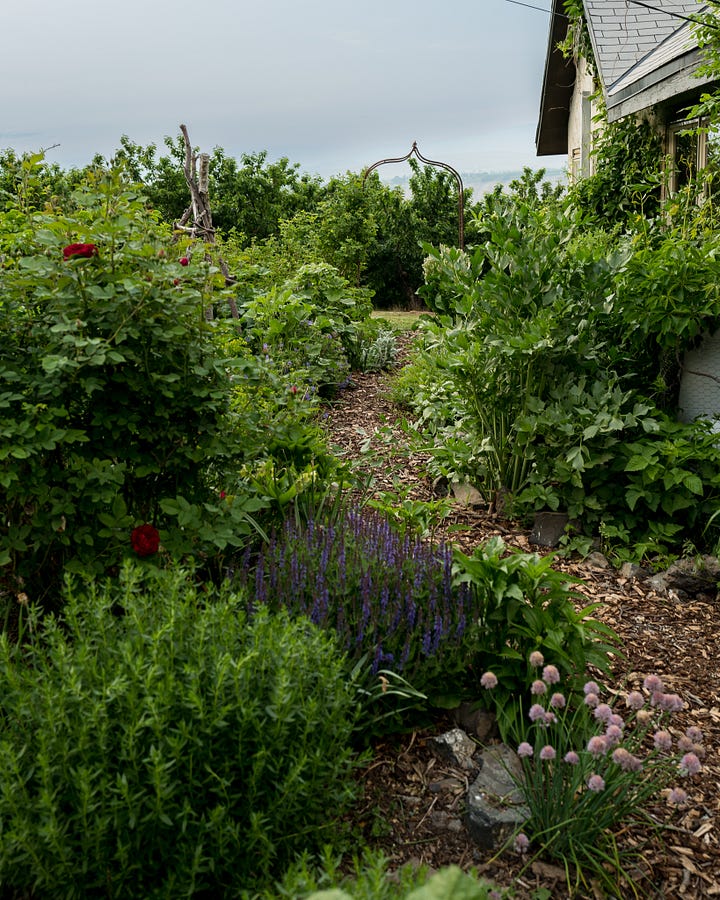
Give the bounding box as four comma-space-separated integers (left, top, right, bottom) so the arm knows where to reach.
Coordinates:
536, 0, 576, 156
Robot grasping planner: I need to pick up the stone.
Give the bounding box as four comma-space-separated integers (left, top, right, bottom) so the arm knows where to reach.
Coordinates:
450, 481, 484, 508
529, 511, 569, 548
620, 562, 650, 580
451, 702, 496, 742
662, 555, 720, 596
428, 728, 477, 770
466, 744, 529, 850
585, 551, 610, 569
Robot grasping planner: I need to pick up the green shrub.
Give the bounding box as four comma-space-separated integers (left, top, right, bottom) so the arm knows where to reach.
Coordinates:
0, 169, 253, 597
0, 565, 361, 897
258, 851, 506, 899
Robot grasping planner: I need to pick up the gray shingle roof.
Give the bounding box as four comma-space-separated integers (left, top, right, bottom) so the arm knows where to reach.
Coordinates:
585, 0, 703, 90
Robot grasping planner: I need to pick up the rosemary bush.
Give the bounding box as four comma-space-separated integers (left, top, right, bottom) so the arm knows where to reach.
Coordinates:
0, 566, 361, 896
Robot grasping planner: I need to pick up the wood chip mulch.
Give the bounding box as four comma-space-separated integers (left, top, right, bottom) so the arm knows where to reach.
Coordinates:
321, 335, 720, 899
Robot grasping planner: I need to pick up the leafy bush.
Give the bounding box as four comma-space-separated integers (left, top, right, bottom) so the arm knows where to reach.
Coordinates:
454, 538, 619, 731
264, 852, 507, 900
0, 566, 361, 896
234, 507, 476, 706
490, 658, 705, 896
233, 509, 618, 727
0, 169, 258, 596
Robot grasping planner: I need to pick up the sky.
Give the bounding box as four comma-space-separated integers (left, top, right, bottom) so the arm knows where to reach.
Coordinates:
0, 0, 566, 180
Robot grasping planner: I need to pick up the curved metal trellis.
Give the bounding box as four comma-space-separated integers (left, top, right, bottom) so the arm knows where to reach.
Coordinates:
363, 141, 465, 249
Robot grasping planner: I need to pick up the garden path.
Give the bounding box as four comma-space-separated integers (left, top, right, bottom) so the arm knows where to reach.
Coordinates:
322, 334, 720, 899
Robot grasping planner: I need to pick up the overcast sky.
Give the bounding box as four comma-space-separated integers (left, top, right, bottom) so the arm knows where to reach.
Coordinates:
0, 0, 565, 179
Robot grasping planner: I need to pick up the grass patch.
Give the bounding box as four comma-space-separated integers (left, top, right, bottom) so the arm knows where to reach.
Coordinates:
371, 309, 427, 331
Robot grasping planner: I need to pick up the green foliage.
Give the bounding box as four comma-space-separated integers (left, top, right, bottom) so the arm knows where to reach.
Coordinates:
498, 664, 703, 896
258, 852, 506, 900
0, 169, 246, 595
114, 135, 326, 239
0, 565, 361, 896
570, 115, 664, 228
453, 538, 619, 724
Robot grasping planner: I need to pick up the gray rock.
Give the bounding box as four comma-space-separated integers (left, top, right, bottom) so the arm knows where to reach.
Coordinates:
663, 556, 720, 595
466, 744, 529, 849
450, 481, 484, 508
620, 562, 650, 580
451, 702, 496, 742
648, 573, 668, 595
585, 551, 610, 569
529, 511, 569, 548
428, 728, 477, 770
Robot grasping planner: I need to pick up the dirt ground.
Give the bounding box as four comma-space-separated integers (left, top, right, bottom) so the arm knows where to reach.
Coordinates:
321, 336, 720, 899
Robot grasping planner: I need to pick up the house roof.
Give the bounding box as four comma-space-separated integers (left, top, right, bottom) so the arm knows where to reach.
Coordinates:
536, 0, 715, 155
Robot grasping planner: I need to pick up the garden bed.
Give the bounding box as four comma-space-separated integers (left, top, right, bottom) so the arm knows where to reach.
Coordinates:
323, 343, 720, 899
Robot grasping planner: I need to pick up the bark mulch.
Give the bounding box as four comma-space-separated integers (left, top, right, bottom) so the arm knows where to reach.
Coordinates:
321, 336, 720, 899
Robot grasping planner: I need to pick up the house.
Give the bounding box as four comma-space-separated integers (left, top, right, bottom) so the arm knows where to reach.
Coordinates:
536, 0, 716, 186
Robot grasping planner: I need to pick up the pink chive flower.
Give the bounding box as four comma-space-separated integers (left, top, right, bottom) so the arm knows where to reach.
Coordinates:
625, 691, 645, 710
653, 730, 673, 752
540, 745, 556, 761
480, 671, 498, 690
542, 664, 560, 685
529, 651, 544, 668
518, 742, 534, 758
550, 692, 566, 709
643, 674, 664, 694
564, 750, 580, 765
636, 709, 653, 726
584, 692, 599, 709
658, 693, 684, 713
584, 680, 601, 696
605, 724, 623, 746
543, 710, 557, 726
668, 787, 688, 806
514, 833, 530, 854
612, 747, 632, 770
679, 753, 702, 776
529, 703, 545, 722
587, 736, 608, 757
608, 714, 625, 729
587, 774, 606, 792
677, 735, 694, 753
531, 679, 547, 695
594, 703, 613, 723
686, 726, 703, 743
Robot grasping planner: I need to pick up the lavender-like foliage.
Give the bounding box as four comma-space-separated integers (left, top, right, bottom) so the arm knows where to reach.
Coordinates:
234, 507, 477, 689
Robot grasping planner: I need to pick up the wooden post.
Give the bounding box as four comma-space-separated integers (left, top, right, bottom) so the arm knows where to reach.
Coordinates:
175, 124, 239, 319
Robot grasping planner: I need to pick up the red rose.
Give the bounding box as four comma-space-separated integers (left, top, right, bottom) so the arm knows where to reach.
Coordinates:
179, 256, 189, 266
63, 243, 98, 260
130, 523, 160, 557
173, 278, 180, 286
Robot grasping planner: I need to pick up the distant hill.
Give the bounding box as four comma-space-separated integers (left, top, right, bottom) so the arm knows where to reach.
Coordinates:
381, 168, 566, 197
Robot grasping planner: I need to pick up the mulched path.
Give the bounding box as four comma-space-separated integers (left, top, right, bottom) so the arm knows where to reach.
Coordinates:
321, 334, 720, 899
